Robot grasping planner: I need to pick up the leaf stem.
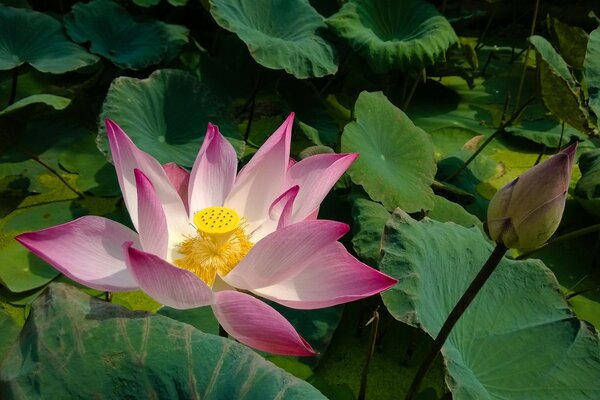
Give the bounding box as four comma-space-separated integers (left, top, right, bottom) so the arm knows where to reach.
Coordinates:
21, 147, 85, 199
517, 223, 600, 260
8, 66, 19, 107
514, 0, 540, 112
445, 96, 534, 182
359, 308, 379, 400
406, 243, 507, 400
403, 69, 424, 111
243, 69, 261, 142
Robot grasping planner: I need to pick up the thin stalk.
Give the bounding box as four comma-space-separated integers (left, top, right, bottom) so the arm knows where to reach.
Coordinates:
517, 223, 600, 260
514, 0, 540, 111
358, 308, 380, 400
446, 96, 534, 182
244, 93, 257, 142
566, 286, 600, 300
319, 48, 351, 96
534, 145, 546, 166
242, 69, 261, 142
475, 3, 498, 51
8, 66, 19, 107
403, 69, 424, 111
19, 147, 84, 198
406, 243, 507, 400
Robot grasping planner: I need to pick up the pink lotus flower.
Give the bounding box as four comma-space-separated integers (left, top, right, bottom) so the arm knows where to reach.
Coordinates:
17, 114, 396, 356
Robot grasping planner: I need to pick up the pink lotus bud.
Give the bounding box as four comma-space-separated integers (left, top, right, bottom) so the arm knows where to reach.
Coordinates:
487, 143, 577, 249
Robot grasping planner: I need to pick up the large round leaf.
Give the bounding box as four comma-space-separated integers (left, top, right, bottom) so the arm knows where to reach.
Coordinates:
98, 69, 243, 167
341, 91, 436, 213
380, 210, 600, 399
529, 35, 593, 134
584, 26, 600, 120
64, 0, 174, 70
0, 283, 326, 399
0, 5, 99, 73
208, 0, 337, 78
326, 0, 458, 73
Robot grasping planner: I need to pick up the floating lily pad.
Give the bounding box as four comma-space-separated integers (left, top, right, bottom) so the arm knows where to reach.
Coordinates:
64, 0, 178, 70
326, 0, 458, 73
209, 0, 337, 78
0, 5, 99, 73
98, 69, 243, 167
0, 283, 326, 399
341, 91, 436, 213
0, 200, 82, 293
0, 94, 70, 117
59, 134, 120, 196
584, 26, 600, 121
380, 211, 600, 399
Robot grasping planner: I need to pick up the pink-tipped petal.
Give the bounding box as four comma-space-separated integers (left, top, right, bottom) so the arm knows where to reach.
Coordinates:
269, 185, 300, 229
225, 114, 294, 224
105, 120, 191, 237
134, 169, 168, 258
286, 153, 358, 223
123, 243, 214, 309
188, 124, 237, 216
248, 186, 300, 242
16, 216, 139, 291
253, 242, 397, 309
163, 163, 190, 213
223, 220, 349, 289
212, 290, 315, 356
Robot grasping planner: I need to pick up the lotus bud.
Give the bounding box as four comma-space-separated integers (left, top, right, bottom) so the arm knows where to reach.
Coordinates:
486, 143, 577, 250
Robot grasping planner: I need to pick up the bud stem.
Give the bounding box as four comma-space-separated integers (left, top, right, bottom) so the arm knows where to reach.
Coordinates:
406, 243, 508, 400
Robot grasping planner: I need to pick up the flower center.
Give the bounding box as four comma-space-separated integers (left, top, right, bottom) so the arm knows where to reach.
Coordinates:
174, 206, 252, 286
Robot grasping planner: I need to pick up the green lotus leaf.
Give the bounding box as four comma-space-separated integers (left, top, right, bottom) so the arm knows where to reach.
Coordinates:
584, 26, 600, 120
529, 35, 593, 134
98, 69, 243, 167
574, 148, 600, 218
351, 197, 390, 266
131, 0, 160, 6
59, 134, 120, 196
341, 91, 436, 213
64, 0, 173, 70
547, 17, 589, 69
208, 0, 337, 78
278, 77, 339, 147
0, 200, 81, 293
380, 210, 600, 399
326, 0, 458, 73
0, 283, 327, 399
0, 307, 20, 358
0, 5, 99, 73
0, 94, 70, 117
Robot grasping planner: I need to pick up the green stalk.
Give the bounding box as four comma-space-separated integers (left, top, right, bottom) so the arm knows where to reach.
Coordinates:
445, 96, 533, 182
359, 308, 380, 400
406, 243, 507, 400
8, 66, 19, 107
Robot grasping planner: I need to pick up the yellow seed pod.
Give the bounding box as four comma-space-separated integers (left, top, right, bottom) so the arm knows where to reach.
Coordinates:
193, 206, 241, 235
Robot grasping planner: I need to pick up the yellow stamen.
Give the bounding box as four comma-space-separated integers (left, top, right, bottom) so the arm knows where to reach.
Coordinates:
175, 207, 252, 286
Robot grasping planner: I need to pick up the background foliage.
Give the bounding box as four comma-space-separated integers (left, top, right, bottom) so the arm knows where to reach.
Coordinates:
1, 0, 600, 399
